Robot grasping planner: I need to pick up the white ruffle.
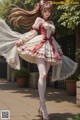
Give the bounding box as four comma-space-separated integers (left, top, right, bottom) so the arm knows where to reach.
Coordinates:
0, 19, 78, 81
0, 19, 37, 69
51, 55, 78, 81
17, 37, 61, 63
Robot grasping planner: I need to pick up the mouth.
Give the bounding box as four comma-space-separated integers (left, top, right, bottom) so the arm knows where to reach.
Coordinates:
46, 15, 49, 17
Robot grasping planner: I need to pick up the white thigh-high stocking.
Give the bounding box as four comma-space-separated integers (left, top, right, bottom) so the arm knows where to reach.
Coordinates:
43, 62, 50, 100
36, 58, 47, 102
36, 58, 50, 119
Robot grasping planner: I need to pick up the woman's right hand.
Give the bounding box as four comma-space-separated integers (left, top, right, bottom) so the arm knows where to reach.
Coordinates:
15, 39, 23, 47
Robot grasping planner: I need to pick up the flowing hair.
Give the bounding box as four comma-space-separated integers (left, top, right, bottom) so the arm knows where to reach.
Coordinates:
9, 2, 53, 30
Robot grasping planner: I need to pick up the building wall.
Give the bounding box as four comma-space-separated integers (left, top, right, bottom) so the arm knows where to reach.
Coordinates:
76, 81, 80, 107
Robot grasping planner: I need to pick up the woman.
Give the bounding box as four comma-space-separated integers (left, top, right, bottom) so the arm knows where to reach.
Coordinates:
0, 0, 77, 119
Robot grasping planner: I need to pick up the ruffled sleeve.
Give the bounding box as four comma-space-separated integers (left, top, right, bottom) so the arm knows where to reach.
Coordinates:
19, 17, 41, 43
20, 30, 38, 43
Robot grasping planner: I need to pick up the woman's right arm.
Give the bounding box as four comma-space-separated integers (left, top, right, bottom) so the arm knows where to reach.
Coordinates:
16, 30, 38, 47
16, 17, 41, 47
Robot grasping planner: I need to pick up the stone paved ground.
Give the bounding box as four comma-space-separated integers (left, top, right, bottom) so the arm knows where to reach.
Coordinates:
0, 80, 80, 120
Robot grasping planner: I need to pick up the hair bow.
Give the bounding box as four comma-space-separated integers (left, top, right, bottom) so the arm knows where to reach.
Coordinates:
35, 0, 52, 11
40, 0, 52, 6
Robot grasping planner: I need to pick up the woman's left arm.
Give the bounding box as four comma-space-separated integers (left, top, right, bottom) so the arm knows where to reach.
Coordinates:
49, 21, 55, 34
50, 21, 63, 56
53, 37, 63, 56
57, 45, 63, 56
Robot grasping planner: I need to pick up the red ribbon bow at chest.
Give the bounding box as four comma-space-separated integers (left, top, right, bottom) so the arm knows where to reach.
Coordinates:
32, 24, 59, 61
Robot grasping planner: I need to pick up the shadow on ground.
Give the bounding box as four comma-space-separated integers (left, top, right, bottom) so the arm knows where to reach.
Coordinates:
0, 81, 76, 104
49, 113, 77, 120
33, 113, 77, 120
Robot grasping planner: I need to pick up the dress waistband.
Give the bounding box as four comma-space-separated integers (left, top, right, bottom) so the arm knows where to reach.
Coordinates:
32, 36, 59, 61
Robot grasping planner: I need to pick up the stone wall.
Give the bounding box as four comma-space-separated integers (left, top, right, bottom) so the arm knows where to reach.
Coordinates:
7, 65, 15, 81
28, 72, 49, 89
76, 81, 80, 107
28, 72, 39, 89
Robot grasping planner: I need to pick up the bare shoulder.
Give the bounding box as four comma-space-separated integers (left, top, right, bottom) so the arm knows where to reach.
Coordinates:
36, 17, 42, 21
36, 17, 46, 22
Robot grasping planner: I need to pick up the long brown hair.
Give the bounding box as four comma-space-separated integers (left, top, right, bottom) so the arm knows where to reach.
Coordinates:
9, 1, 53, 30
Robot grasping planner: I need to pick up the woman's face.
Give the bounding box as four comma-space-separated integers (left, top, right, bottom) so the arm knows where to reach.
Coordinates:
42, 8, 51, 20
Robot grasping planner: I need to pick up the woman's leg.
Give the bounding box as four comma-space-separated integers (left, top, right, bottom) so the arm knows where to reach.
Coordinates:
36, 58, 50, 119
43, 62, 50, 100
36, 58, 47, 102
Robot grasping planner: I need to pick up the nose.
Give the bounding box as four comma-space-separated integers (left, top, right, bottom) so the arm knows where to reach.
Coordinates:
46, 11, 50, 15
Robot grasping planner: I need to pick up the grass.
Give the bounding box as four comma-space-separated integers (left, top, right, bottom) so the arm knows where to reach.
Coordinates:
67, 114, 80, 120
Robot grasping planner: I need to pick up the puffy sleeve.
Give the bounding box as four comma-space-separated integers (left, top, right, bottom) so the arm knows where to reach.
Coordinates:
32, 17, 42, 30
19, 17, 41, 43
49, 21, 55, 34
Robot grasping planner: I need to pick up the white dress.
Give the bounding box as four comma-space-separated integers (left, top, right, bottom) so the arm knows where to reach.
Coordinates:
0, 17, 77, 81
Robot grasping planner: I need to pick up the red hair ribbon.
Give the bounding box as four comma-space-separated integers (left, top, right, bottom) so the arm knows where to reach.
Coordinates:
40, 0, 52, 7
35, 0, 52, 11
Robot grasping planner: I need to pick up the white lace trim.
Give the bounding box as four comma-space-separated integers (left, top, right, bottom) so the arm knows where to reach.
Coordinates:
18, 47, 61, 62
51, 63, 78, 81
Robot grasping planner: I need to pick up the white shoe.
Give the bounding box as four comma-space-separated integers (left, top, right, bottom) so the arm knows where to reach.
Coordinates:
38, 101, 50, 120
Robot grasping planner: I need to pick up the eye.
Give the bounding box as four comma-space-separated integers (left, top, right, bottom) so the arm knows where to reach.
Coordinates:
44, 10, 47, 12
48, 10, 51, 13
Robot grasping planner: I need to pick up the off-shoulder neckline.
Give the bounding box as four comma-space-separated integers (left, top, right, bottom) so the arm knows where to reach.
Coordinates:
38, 17, 52, 24
38, 17, 48, 21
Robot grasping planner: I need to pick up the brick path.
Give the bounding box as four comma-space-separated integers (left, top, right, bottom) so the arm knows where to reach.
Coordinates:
0, 80, 80, 120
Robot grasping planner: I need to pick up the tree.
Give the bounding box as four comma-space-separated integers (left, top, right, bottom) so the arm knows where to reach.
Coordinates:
57, 0, 80, 30
0, 0, 39, 32
0, 0, 80, 71
0, 0, 39, 18
57, 0, 80, 71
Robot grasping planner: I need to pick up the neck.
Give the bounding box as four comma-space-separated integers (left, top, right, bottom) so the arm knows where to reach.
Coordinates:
43, 17, 48, 21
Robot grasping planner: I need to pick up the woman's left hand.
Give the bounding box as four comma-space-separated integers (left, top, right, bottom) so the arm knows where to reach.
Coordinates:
15, 39, 23, 47
59, 51, 63, 56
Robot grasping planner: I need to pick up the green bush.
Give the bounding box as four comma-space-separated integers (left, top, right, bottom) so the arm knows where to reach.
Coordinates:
75, 114, 80, 120
76, 49, 80, 59
14, 67, 29, 78
67, 73, 80, 80
67, 114, 80, 120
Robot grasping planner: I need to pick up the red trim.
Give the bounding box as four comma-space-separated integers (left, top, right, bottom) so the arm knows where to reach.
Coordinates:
19, 47, 61, 60
31, 27, 38, 31
31, 24, 59, 61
